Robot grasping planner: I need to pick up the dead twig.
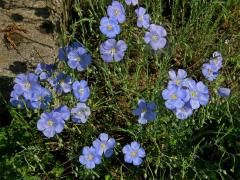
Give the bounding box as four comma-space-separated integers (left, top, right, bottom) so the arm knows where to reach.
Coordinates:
0, 24, 27, 49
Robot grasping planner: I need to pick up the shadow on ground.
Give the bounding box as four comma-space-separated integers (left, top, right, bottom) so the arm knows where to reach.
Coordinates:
0, 0, 6, 8
10, 13, 24, 22
0, 76, 13, 127
9, 61, 28, 74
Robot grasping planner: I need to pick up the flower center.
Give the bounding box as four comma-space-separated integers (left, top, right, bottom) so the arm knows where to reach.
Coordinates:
107, 24, 113, 31
77, 108, 86, 116
77, 110, 83, 116
47, 120, 53, 126
60, 80, 65, 86
208, 68, 213, 74
111, 48, 116, 54
138, 15, 143, 21
171, 94, 177, 100
131, 151, 137, 157
79, 88, 84, 95
142, 108, 147, 113
101, 143, 106, 150
191, 91, 197, 97
175, 79, 180, 85
87, 154, 93, 161
151, 34, 158, 41
75, 56, 81, 62
24, 82, 31, 89
38, 96, 44, 101
114, 9, 119, 16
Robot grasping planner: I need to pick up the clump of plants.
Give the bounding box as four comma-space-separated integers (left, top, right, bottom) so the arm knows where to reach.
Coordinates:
6, 0, 236, 179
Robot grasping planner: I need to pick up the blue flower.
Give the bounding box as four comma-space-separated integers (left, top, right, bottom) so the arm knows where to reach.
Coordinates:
168, 69, 187, 87
125, 0, 138, 6
72, 80, 90, 102
35, 63, 54, 80
217, 87, 230, 97
79, 146, 102, 169
67, 46, 92, 71
183, 79, 209, 109
162, 84, 188, 110
135, 7, 150, 29
202, 63, 218, 81
93, 133, 116, 158
10, 90, 25, 108
37, 111, 65, 138
100, 17, 121, 38
11, 73, 53, 110
107, 1, 126, 23
58, 42, 82, 61
100, 39, 127, 62
174, 103, 193, 120
58, 46, 72, 61
54, 105, 70, 121
210, 51, 222, 71
144, 24, 167, 50
122, 141, 146, 166
71, 103, 91, 123
27, 86, 52, 110
163, 69, 211, 120
14, 73, 40, 98
132, 99, 157, 124
49, 73, 72, 94
202, 51, 223, 81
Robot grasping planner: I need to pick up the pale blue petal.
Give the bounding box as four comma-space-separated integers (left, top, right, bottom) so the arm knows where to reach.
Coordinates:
144, 32, 151, 43
162, 89, 170, 100
122, 144, 131, 154
190, 99, 200, 109
86, 161, 95, 169
138, 148, 146, 158
92, 139, 101, 149
124, 154, 133, 163
102, 54, 113, 62
177, 69, 187, 79
147, 102, 157, 110
79, 155, 86, 165
198, 94, 209, 105
43, 128, 55, 138
131, 141, 140, 150
104, 149, 113, 158
196, 81, 208, 94
99, 133, 109, 141
132, 107, 142, 116
138, 116, 148, 124
144, 111, 156, 121
165, 100, 175, 110
174, 99, 184, 109
100, 17, 109, 25
217, 87, 230, 97
37, 119, 47, 131
116, 40, 127, 51
94, 156, 101, 164
107, 138, 116, 148
114, 51, 124, 61
82, 146, 90, 155
168, 70, 176, 80
54, 122, 64, 133
133, 157, 143, 166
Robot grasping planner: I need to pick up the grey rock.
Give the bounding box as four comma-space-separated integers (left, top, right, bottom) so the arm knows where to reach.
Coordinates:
0, 0, 65, 77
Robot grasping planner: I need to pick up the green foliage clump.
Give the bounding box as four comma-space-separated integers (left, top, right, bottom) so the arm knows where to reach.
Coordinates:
1, 0, 240, 179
